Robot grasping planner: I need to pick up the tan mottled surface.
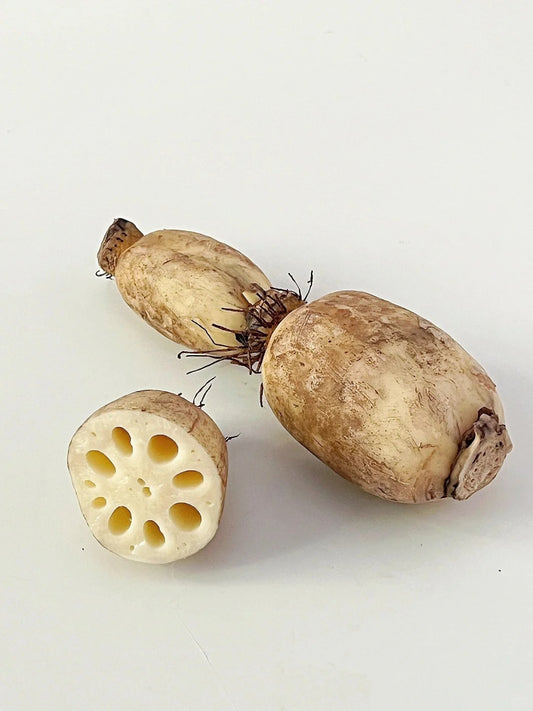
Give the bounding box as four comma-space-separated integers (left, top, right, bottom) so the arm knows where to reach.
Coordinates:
114, 229, 271, 349
263, 291, 510, 503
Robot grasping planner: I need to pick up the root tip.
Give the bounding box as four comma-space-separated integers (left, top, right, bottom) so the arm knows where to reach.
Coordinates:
447, 409, 512, 500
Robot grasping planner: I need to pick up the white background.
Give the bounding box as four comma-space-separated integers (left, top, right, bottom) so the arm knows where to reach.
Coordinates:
1, 2, 532, 709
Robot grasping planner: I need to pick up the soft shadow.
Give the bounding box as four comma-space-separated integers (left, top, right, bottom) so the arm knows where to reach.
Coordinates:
171, 392, 525, 583
168, 426, 424, 579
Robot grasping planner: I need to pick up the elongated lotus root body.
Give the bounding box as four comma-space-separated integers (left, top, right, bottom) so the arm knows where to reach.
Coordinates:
67, 390, 228, 563
98, 219, 271, 350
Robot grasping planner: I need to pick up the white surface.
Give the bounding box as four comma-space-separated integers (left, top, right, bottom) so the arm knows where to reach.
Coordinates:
67, 404, 225, 564
1, 2, 532, 710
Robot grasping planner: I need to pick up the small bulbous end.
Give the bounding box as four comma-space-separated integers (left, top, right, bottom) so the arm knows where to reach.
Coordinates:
446, 408, 512, 500
97, 218, 143, 276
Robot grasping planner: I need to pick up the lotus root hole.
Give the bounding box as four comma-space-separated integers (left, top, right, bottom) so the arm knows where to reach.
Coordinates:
86, 450, 116, 476
144, 520, 165, 547
108, 506, 132, 535
169, 503, 202, 531
172, 470, 204, 488
112, 427, 133, 455
148, 435, 178, 463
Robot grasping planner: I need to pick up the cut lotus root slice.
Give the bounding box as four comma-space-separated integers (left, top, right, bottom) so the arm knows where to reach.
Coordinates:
67, 390, 228, 563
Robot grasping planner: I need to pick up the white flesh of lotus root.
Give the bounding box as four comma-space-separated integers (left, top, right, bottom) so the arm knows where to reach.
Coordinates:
67, 391, 228, 563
